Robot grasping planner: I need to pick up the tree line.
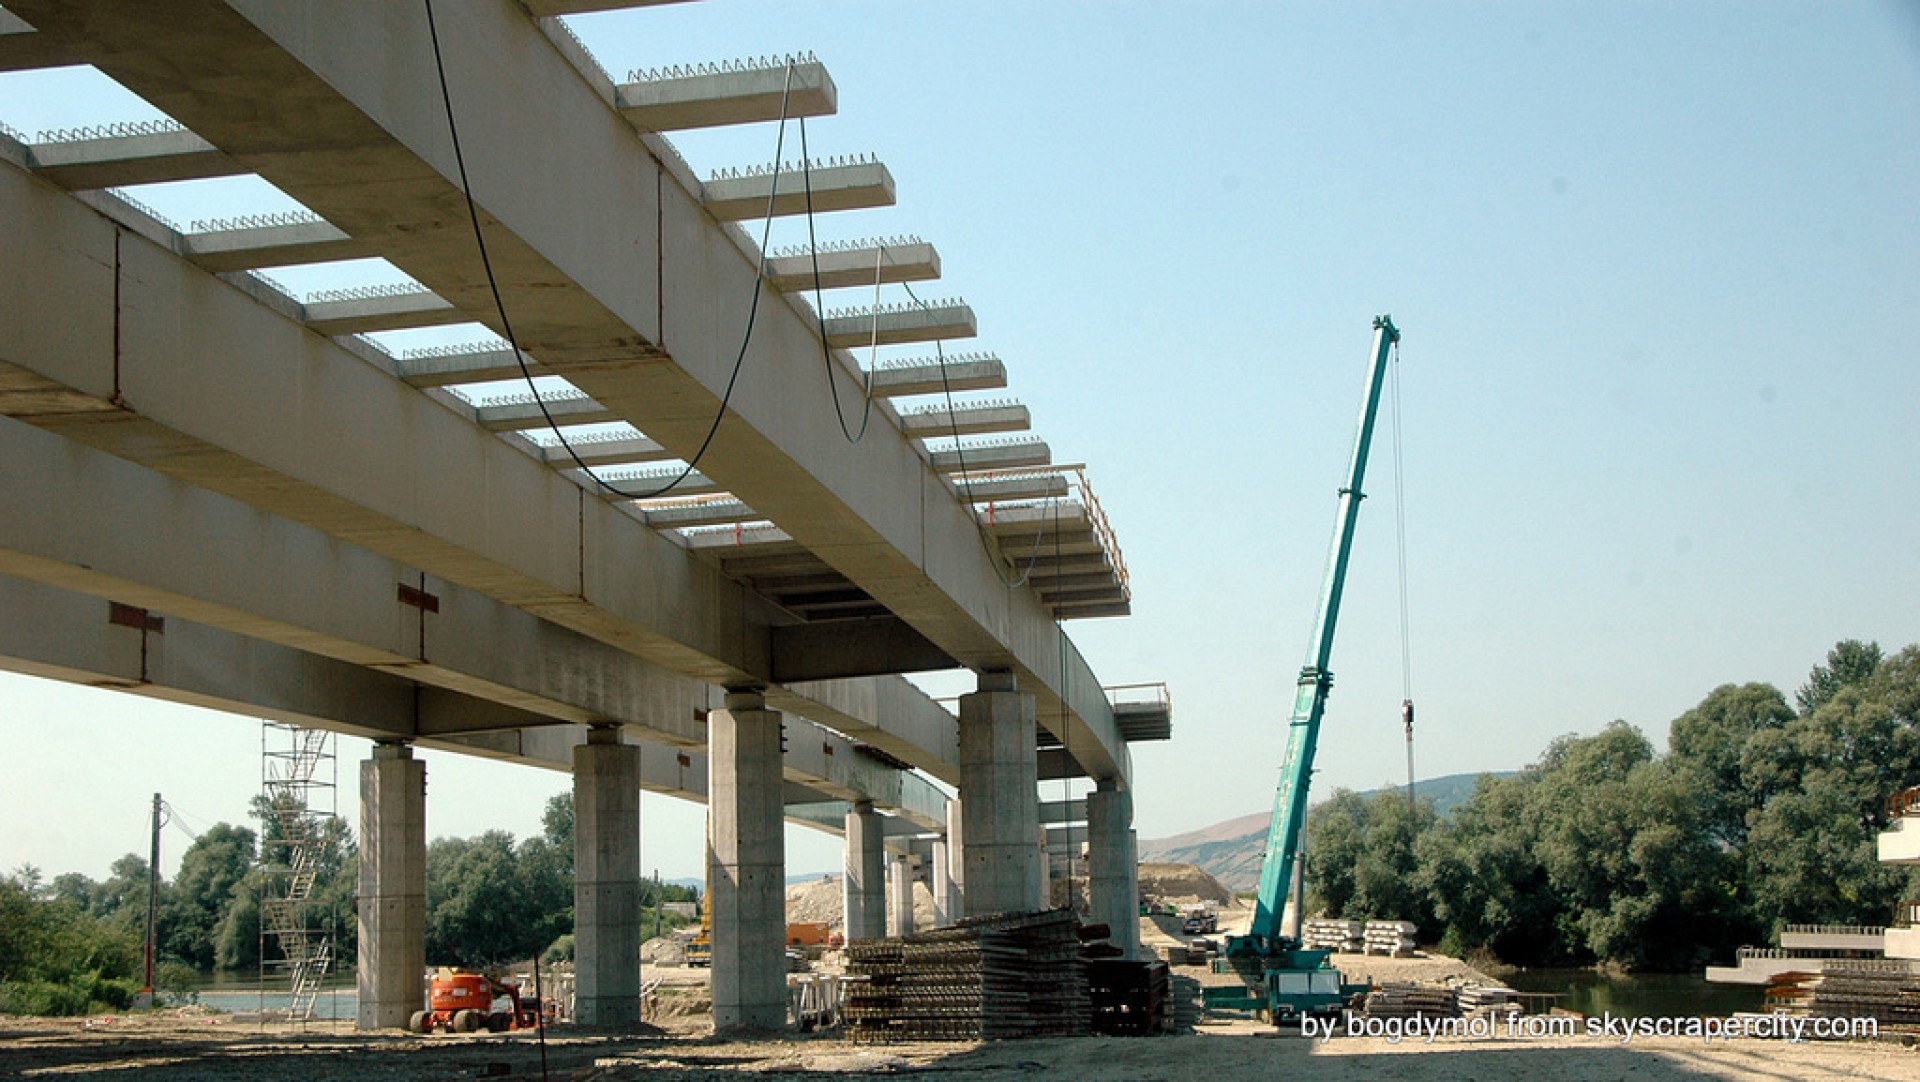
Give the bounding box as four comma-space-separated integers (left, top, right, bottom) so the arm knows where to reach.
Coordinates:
1305, 640, 1920, 970
1, 792, 693, 1015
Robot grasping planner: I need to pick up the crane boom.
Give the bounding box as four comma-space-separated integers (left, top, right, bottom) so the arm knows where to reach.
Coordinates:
1249, 314, 1400, 941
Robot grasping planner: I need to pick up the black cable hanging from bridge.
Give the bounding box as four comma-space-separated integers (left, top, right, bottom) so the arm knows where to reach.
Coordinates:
798, 114, 879, 443
1389, 336, 1417, 811
424, 0, 798, 501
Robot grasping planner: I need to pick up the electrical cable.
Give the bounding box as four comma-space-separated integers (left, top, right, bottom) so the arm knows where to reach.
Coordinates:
797, 114, 878, 442
1389, 338, 1416, 810
424, 0, 797, 501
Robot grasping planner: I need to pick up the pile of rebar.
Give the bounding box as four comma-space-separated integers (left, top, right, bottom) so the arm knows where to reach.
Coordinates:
843, 909, 1091, 1043
1362, 981, 1457, 1020
1802, 959, 1920, 1029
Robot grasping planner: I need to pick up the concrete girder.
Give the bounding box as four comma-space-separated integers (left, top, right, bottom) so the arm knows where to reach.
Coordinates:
822, 301, 976, 349
522, 2, 695, 20
702, 160, 894, 221
953, 474, 1071, 504
576, 468, 725, 499
0, 11, 84, 71
639, 498, 760, 530
537, 432, 672, 467
764, 240, 938, 293
868, 355, 1007, 399
929, 439, 1052, 473
394, 346, 553, 388
476, 392, 615, 431
5, 0, 1135, 786
182, 219, 374, 272
0, 415, 952, 820
301, 289, 466, 336
899, 402, 1030, 440
26, 129, 235, 189
617, 59, 836, 133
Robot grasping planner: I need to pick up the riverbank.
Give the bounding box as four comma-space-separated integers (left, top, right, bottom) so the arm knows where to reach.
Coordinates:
2, 1010, 1914, 1081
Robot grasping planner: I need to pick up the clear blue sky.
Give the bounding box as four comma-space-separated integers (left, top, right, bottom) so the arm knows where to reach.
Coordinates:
2, 1, 1916, 883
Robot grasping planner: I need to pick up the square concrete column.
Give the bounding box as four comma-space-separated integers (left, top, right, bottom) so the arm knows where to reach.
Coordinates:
945, 797, 965, 916
573, 726, 641, 1026
930, 836, 956, 927
1087, 783, 1142, 960
842, 800, 886, 943
707, 689, 786, 1030
886, 854, 918, 937
958, 671, 1041, 917
357, 741, 424, 1030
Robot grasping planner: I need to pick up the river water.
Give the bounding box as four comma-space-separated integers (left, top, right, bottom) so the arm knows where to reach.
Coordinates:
182, 973, 359, 1021
1502, 968, 1762, 1019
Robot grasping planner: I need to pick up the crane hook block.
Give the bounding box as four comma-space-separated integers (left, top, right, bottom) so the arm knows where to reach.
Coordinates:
1401, 698, 1415, 733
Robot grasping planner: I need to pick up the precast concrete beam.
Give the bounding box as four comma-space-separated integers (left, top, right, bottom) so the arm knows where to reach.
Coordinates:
27, 129, 236, 189
0, 11, 85, 71
822, 301, 976, 349
639, 498, 760, 530
538, 433, 671, 467
768, 618, 959, 686
868, 354, 1006, 399
617, 59, 835, 133
182, 219, 373, 272
394, 346, 552, 388
764, 240, 937, 293
930, 439, 1051, 473
1039, 799, 1088, 827
773, 673, 960, 785
953, 473, 1070, 505
702, 160, 893, 220
476, 391, 614, 431
899, 402, 1029, 440
302, 289, 465, 336
6, 0, 1137, 786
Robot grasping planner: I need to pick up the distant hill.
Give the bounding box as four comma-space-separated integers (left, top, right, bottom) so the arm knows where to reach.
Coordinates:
1138, 772, 1509, 893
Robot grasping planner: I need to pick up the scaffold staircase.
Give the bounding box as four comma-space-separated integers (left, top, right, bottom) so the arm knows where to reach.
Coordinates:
261, 723, 337, 1022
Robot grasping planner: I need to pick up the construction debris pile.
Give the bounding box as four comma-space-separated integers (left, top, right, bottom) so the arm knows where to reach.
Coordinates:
1768, 959, 1920, 1030
843, 910, 1091, 1043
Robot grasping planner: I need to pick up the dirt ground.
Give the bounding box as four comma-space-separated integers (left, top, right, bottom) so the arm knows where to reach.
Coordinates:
3, 1010, 1915, 1081
8, 908, 1910, 1081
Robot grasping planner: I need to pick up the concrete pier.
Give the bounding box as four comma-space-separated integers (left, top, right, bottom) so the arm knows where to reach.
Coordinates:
708, 690, 787, 1030
843, 800, 886, 942
887, 854, 918, 937
931, 835, 957, 926
357, 741, 425, 1030
573, 726, 641, 1026
958, 671, 1041, 917
1087, 782, 1142, 959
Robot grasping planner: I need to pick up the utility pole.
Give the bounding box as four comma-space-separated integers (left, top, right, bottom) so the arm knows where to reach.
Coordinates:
139, 793, 161, 1009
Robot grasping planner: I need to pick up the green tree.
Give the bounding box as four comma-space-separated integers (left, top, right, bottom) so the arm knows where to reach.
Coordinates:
1667, 682, 1796, 847
426, 831, 561, 966
162, 823, 256, 970
1796, 639, 1883, 715
0, 870, 143, 1015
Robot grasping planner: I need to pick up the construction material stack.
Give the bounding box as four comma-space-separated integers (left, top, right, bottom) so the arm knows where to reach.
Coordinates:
1802, 959, 1920, 1029
1364, 921, 1418, 957
1303, 919, 1365, 954
843, 909, 1090, 1043
1087, 958, 1174, 1034
1455, 983, 1521, 1020
1362, 982, 1457, 1022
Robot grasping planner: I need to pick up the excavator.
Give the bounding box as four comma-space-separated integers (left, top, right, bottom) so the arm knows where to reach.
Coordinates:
1209, 316, 1401, 1023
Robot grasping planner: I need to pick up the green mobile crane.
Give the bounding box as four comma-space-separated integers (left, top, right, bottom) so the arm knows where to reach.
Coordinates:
1211, 315, 1401, 1023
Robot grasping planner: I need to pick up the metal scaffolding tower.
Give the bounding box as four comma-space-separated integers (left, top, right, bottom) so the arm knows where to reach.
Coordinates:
260, 722, 339, 1022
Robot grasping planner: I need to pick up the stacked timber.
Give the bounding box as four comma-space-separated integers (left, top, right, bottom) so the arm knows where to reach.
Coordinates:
1363, 982, 1457, 1020
1805, 959, 1920, 1029
1364, 920, 1418, 957
843, 909, 1091, 1043
1303, 919, 1365, 953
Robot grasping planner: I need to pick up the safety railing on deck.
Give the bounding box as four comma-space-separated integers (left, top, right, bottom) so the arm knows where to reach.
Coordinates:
1895, 901, 1920, 930
1105, 682, 1170, 710
1783, 923, 1885, 937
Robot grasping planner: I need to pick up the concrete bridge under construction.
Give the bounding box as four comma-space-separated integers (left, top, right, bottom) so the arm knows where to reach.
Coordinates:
0, 0, 1171, 1030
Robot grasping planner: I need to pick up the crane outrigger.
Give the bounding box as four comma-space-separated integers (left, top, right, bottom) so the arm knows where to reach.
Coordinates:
1212, 315, 1401, 1023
